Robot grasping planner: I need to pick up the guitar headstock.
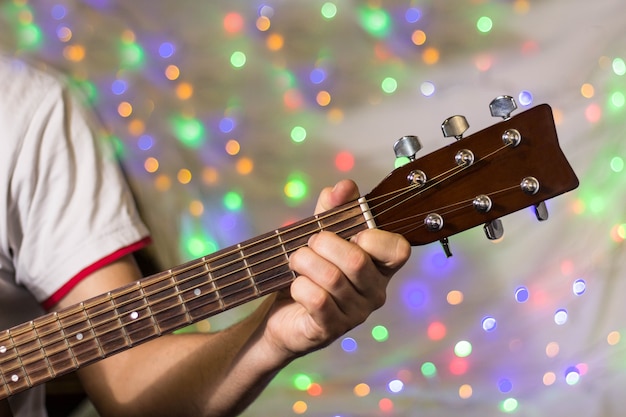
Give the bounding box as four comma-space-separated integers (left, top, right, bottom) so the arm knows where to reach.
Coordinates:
365, 99, 579, 248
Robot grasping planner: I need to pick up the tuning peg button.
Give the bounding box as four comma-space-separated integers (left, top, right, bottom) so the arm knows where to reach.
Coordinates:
441, 115, 469, 140
534, 201, 549, 221
394, 135, 422, 161
439, 238, 453, 258
484, 219, 504, 240
489, 95, 518, 120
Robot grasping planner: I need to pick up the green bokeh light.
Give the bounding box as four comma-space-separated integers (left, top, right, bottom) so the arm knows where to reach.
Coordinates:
371, 325, 389, 342
421, 362, 437, 378
588, 195, 606, 214
293, 374, 312, 391
500, 398, 519, 413
284, 175, 309, 202
477, 16, 493, 33
17, 23, 43, 50
610, 156, 624, 172
119, 40, 145, 69
454, 340, 473, 357
610, 91, 625, 109
381, 77, 398, 94
613, 57, 626, 76
223, 191, 243, 211
321, 2, 338, 19
184, 234, 218, 258
171, 115, 206, 148
290, 126, 307, 143
230, 51, 247, 68
357, 6, 392, 38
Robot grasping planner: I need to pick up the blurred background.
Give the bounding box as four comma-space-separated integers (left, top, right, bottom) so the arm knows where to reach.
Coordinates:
1, 0, 625, 416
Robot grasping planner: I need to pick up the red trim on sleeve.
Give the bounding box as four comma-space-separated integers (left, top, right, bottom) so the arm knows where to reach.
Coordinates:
41, 237, 152, 310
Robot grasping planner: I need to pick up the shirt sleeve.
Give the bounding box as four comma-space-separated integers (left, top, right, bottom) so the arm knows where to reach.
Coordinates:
8, 73, 150, 308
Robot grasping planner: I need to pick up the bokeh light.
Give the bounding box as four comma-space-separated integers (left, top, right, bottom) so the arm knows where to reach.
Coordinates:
357, 6, 391, 38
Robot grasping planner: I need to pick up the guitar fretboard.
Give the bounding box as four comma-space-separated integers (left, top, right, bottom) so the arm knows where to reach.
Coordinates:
0, 202, 370, 399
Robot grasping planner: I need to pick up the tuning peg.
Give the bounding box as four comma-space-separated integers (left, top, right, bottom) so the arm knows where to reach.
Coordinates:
394, 135, 422, 161
483, 219, 504, 240
489, 95, 518, 120
441, 115, 469, 140
439, 238, 453, 258
534, 201, 549, 221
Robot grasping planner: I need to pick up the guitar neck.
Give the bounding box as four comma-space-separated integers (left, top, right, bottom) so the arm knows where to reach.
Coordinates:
0, 202, 370, 400
0, 101, 581, 401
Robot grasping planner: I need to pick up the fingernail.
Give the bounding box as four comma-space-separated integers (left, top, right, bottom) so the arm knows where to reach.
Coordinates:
308, 233, 318, 246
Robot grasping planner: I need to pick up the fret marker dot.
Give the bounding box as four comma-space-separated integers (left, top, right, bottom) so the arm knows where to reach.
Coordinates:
76, 333, 84, 341
130, 311, 139, 320
194, 288, 201, 296
0, 346, 6, 354
11, 375, 18, 382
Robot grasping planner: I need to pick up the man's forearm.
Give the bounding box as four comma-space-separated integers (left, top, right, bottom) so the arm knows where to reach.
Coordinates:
78, 296, 290, 417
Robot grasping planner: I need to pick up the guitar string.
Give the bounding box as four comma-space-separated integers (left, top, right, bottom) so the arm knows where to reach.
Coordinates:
0, 142, 516, 387
0, 142, 515, 385
0, 143, 515, 384
0, 195, 394, 387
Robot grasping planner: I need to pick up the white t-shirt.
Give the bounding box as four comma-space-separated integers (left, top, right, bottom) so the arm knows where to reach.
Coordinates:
0, 57, 150, 416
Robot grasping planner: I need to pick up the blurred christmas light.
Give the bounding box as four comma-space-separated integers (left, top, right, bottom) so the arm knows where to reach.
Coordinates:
293, 374, 312, 391
290, 126, 307, 143
515, 286, 529, 303
381, 76, 398, 93
372, 325, 389, 342
358, 6, 392, 38
341, 337, 358, 352
223, 12, 244, 34
454, 340, 472, 358
554, 309, 568, 325
223, 191, 243, 211
420, 362, 437, 378
482, 316, 497, 332
321, 2, 337, 19
158, 42, 175, 58
476, 16, 493, 33
459, 384, 473, 399
612, 57, 626, 76
284, 175, 309, 201
230, 50, 246, 68
573, 279, 586, 295
405, 7, 422, 23
427, 321, 446, 341
171, 114, 206, 148
500, 398, 519, 413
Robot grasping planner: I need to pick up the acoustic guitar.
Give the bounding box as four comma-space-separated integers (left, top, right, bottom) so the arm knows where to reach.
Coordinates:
0, 97, 579, 401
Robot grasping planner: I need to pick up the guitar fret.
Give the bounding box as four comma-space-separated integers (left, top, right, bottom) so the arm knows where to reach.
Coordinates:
239, 243, 259, 297
137, 282, 161, 338
208, 248, 254, 309
57, 313, 79, 370
35, 314, 68, 377
2, 325, 33, 395
172, 260, 221, 322
60, 304, 100, 366
28, 322, 54, 386
87, 294, 130, 356
144, 272, 190, 334
110, 283, 160, 346
242, 231, 293, 294
319, 205, 369, 239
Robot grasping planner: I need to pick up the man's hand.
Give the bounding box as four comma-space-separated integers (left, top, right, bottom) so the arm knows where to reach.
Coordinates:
262, 179, 411, 359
